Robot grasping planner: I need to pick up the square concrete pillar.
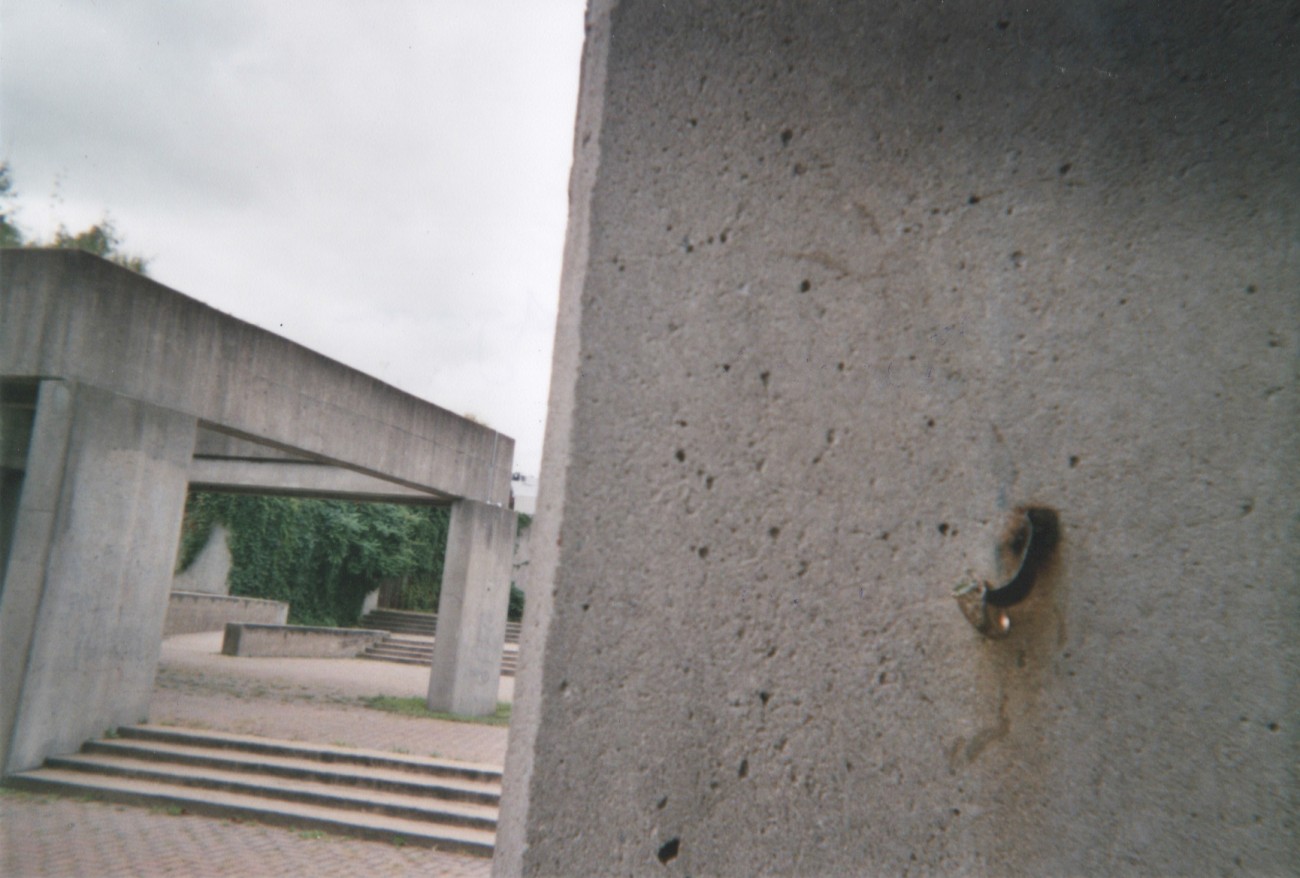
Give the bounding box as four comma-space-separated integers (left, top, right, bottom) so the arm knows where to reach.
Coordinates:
427, 499, 516, 716
1, 380, 196, 773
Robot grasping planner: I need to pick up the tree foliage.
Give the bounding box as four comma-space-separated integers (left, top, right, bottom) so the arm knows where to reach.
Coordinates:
179, 492, 451, 628
0, 162, 149, 273
179, 492, 528, 627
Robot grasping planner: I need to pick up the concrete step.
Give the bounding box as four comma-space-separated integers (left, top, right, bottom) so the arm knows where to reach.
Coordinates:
116, 726, 502, 784
6, 768, 496, 856
41, 753, 498, 830
78, 740, 500, 805
359, 610, 521, 644
359, 637, 517, 676
5, 727, 502, 855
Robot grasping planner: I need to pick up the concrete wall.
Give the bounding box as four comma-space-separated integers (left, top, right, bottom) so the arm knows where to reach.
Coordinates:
163, 591, 287, 636
220, 623, 386, 659
170, 524, 233, 596
498, 3, 1298, 875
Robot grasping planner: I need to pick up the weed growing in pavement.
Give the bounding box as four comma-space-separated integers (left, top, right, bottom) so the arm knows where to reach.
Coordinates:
0, 787, 51, 804
362, 697, 511, 726
298, 830, 327, 840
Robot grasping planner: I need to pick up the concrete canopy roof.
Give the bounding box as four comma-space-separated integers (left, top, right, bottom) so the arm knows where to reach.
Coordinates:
1, 249, 513, 505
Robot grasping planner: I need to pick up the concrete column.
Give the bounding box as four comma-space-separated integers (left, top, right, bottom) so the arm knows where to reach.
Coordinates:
1, 381, 196, 773
427, 499, 516, 716
498, 2, 1298, 875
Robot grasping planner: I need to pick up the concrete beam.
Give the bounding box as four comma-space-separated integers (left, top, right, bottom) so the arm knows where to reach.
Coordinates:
188, 458, 449, 504
1, 250, 513, 506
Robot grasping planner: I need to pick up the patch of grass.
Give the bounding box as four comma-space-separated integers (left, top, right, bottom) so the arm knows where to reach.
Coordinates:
362, 696, 511, 726
298, 829, 327, 840
0, 787, 51, 804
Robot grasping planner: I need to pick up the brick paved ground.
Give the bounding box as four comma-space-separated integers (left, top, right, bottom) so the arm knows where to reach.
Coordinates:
0, 791, 491, 878
1, 632, 510, 876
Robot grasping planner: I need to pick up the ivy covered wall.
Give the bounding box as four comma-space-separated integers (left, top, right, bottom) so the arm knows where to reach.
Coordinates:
177, 492, 451, 628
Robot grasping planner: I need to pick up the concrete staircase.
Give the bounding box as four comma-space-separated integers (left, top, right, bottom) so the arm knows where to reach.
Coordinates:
358, 610, 520, 675
359, 633, 519, 676
4, 726, 501, 856
360, 609, 522, 644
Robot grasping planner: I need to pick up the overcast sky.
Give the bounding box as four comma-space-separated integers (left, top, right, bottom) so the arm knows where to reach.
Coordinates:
1, 0, 587, 481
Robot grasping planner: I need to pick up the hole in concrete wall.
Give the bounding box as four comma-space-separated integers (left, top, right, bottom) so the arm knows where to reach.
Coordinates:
937, 522, 950, 536
769, 526, 781, 539
984, 507, 1061, 608
675, 449, 686, 462
968, 194, 980, 204
657, 796, 668, 809
658, 838, 680, 864
1068, 455, 1080, 468
759, 690, 771, 705
697, 546, 710, 559
738, 758, 748, 778
780, 128, 793, 146
1059, 162, 1072, 175
800, 279, 811, 292
760, 371, 770, 388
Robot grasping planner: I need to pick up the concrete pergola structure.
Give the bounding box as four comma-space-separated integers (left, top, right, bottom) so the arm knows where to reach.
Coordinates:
0, 249, 517, 775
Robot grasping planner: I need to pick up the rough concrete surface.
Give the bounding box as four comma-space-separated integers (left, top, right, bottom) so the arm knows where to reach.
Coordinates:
220, 623, 386, 658
1, 382, 195, 774
170, 523, 233, 595
429, 501, 519, 716
499, 2, 1298, 876
164, 592, 287, 637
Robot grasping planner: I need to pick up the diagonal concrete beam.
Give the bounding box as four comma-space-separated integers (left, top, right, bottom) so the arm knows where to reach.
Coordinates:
1, 250, 513, 505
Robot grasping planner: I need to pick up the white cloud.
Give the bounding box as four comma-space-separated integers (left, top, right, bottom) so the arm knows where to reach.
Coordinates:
1, 0, 586, 474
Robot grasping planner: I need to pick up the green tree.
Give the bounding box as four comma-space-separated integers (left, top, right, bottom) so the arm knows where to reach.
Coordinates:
0, 164, 23, 248
0, 162, 149, 273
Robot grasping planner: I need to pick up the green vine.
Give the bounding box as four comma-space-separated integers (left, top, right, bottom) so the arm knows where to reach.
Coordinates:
178, 491, 450, 628
179, 492, 528, 626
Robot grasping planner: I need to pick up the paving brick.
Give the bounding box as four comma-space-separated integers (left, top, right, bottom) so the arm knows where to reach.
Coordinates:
1, 793, 492, 877
1, 632, 507, 877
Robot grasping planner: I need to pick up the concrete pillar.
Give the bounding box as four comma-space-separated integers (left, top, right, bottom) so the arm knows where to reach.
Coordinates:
1, 381, 196, 773
427, 499, 516, 716
497, 2, 1298, 875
